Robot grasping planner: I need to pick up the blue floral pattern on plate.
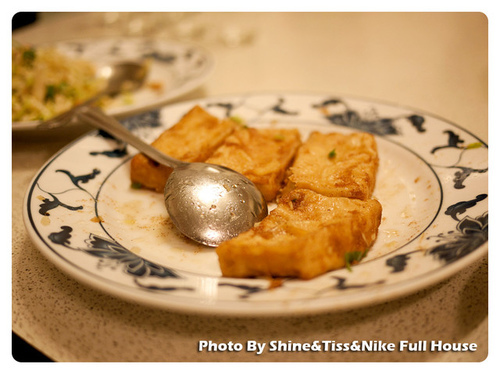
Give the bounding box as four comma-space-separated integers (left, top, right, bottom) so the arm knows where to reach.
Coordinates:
23, 93, 488, 315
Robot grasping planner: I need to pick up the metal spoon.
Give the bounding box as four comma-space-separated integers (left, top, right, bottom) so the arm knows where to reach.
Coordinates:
74, 105, 268, 247
96, 61, 148, 99
38, 61, 148, 130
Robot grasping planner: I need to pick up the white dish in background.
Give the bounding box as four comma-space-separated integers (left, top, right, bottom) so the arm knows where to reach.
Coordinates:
13, 37, 215, 131
23, 93, 488, 316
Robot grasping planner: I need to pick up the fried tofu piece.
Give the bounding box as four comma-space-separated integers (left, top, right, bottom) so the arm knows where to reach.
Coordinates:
216, 189, 382, 279
283, 131, 379, 200
130, 105, 238, 192
206, 127, 302, 201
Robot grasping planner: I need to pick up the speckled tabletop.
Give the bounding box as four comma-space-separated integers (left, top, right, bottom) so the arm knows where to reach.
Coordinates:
11, 12, 489, 363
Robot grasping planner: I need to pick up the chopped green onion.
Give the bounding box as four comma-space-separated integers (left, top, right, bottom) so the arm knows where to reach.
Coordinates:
328, 149, 336, 158
44, 85, 57, 102
122, 92, 134, 105
345, 250, 367, 271
130, 182, 142, 189
273, 134, 285, 141
466, 142, 482, 149
44, 82, 71, 102
229, 115, 244, 124
22, 48, 36, 66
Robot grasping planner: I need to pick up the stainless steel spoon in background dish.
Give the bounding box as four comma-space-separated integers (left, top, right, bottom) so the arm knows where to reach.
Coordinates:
38, 61, 148, 130
74, 105, 268, 247
97, 61, 148, 98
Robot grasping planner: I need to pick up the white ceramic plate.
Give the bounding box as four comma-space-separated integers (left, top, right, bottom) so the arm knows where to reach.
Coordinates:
23, 93, 488, 316
13, 37, 214, 131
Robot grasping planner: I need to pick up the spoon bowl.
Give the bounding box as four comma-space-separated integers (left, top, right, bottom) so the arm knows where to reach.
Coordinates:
165, 163, 268, 246
74, 106, 268, 247
97, 61, 148, 97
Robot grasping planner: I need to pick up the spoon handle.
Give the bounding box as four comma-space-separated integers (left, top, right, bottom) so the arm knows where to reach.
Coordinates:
36, 93, 105, 130
75, 106, 186, 169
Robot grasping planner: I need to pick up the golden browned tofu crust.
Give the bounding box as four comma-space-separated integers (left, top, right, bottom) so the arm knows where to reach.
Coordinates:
129, 104, 382, 279
283, 131, 379, 200
206, 127, 302, 201
217, 189, 382, 280
130, 105, 238, 192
